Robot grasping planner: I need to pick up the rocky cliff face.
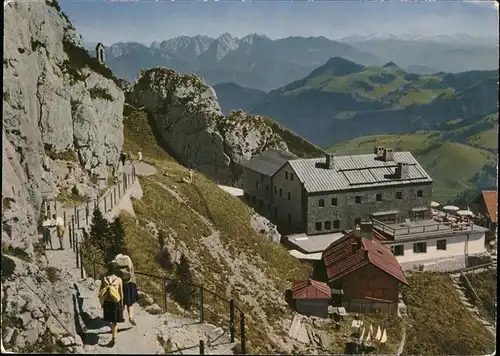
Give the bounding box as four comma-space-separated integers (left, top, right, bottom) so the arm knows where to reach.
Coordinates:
2, 1, 124, 352
129, 68, 289, 185
3, 0, 124, 252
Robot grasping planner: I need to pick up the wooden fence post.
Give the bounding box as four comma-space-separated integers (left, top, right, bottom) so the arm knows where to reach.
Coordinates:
75, 238, 80, 268
76, 209, 80, 229
63, 211, 66, 226
73, 206, 77, 221
229, 299, 235, 343
68, 220, 73, 250
199, 283, 204, 323
86, 201, 89, 225
240, 313, 246, 354
71, 216, 76, 252
104, 195, 107, 213
162, 278, 168, 312
199, 340, 204, 355
80, 242, 84, 279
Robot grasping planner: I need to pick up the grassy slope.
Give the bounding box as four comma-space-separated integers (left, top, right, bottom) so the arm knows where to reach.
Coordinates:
327, 130, 495, 204
122, 109, 311, 353
402, 272, 495, 355
284, 65, 456, 109
466, 269, 497, 324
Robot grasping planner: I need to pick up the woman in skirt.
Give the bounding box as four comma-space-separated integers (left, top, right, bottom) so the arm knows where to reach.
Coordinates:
113, 247, 139, 326
99, 263, 124, 346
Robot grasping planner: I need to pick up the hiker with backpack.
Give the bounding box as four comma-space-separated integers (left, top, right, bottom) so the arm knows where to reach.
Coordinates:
113, 248, 138, 326
98, 263, 124, 346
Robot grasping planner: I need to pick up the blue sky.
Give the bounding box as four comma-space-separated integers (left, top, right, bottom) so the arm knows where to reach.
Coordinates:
59, 0, 499, 45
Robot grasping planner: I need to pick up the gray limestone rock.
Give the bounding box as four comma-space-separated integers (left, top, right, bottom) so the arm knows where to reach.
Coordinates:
2, 1, 124, 352
145, 303, 164, 315
3, 0, 124, 253
1, 255, 80, 352
250, 213, 282, 244
130, 68, 290, 185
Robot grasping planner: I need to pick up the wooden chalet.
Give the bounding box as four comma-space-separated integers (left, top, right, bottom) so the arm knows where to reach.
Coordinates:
322, 229, 408, 314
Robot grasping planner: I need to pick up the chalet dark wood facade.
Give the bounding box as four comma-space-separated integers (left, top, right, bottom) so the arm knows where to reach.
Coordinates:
322, 230, 408, 314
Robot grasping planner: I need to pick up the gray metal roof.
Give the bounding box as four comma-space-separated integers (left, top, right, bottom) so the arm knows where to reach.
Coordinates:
242, 149, 297, 176
289, 151, 433, 193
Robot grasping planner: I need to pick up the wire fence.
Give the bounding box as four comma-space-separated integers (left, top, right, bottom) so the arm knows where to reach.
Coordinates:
77, 255, 246, 354
41, 164, 138, 230
54, 164, 246, 354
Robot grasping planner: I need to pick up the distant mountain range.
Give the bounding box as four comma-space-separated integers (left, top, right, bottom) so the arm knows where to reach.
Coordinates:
86, 33, 497, 91
213, 57, 498, 147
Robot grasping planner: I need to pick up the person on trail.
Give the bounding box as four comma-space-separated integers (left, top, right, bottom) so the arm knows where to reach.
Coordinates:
137, 150, 143, 162
120, 152, 126, 167
99, 263, 124, 346
127, 151, 132, 164
113, 248, 138, 326
41, 215, 53, 250
52, 214, 65, 250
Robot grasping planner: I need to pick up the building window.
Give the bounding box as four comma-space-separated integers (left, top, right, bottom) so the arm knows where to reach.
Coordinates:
287, 191, 291, 200
354, 218, 361, 226
417, 190, 423, 198
333, 220, 340, 229
285, 171, 289, 179
288, 214, 292, 224
315, 222, 322, 231
274, 186, 277, 195
325, 221, 332, 230
265, 186, 269, 193
279, 188, 283, 197
396, 191, 403, 199
436, 239, 447, 250
331, 198, 338, 206
290, 173, 294, 181
390, 245, 404, 256
355, 196, 361, 204
413, 242, 427, 254
256, 181, 260, 188
413, 211, 425, 220
376, 194, 382, 201
319, 199, 325, 207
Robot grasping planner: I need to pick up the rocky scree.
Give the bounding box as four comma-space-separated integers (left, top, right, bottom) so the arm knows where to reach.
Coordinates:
129, 68, 290, 185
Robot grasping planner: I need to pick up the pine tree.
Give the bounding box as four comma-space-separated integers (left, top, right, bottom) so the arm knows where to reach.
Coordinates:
156, 247, 174, 272
89, 207, 109, 252
158, 230, 166, 251
171, 254, 196, 308
105, 217, 126, 263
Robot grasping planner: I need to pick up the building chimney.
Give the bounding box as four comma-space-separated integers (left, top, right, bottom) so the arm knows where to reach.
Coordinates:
395, 162, 409, 179
374, 146, 384, 158
382, 148, 394, 162
325, 153, 335, 169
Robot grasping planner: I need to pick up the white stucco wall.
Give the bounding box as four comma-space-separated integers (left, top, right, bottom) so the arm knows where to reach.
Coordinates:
385, 231, 486, 264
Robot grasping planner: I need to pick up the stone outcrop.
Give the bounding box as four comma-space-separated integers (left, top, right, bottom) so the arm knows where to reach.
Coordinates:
3, 0, 124, 252
1, 254, 83, 353
129, 68, 289, 185
2, 0, 125, 352
250, 213, 282, 244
